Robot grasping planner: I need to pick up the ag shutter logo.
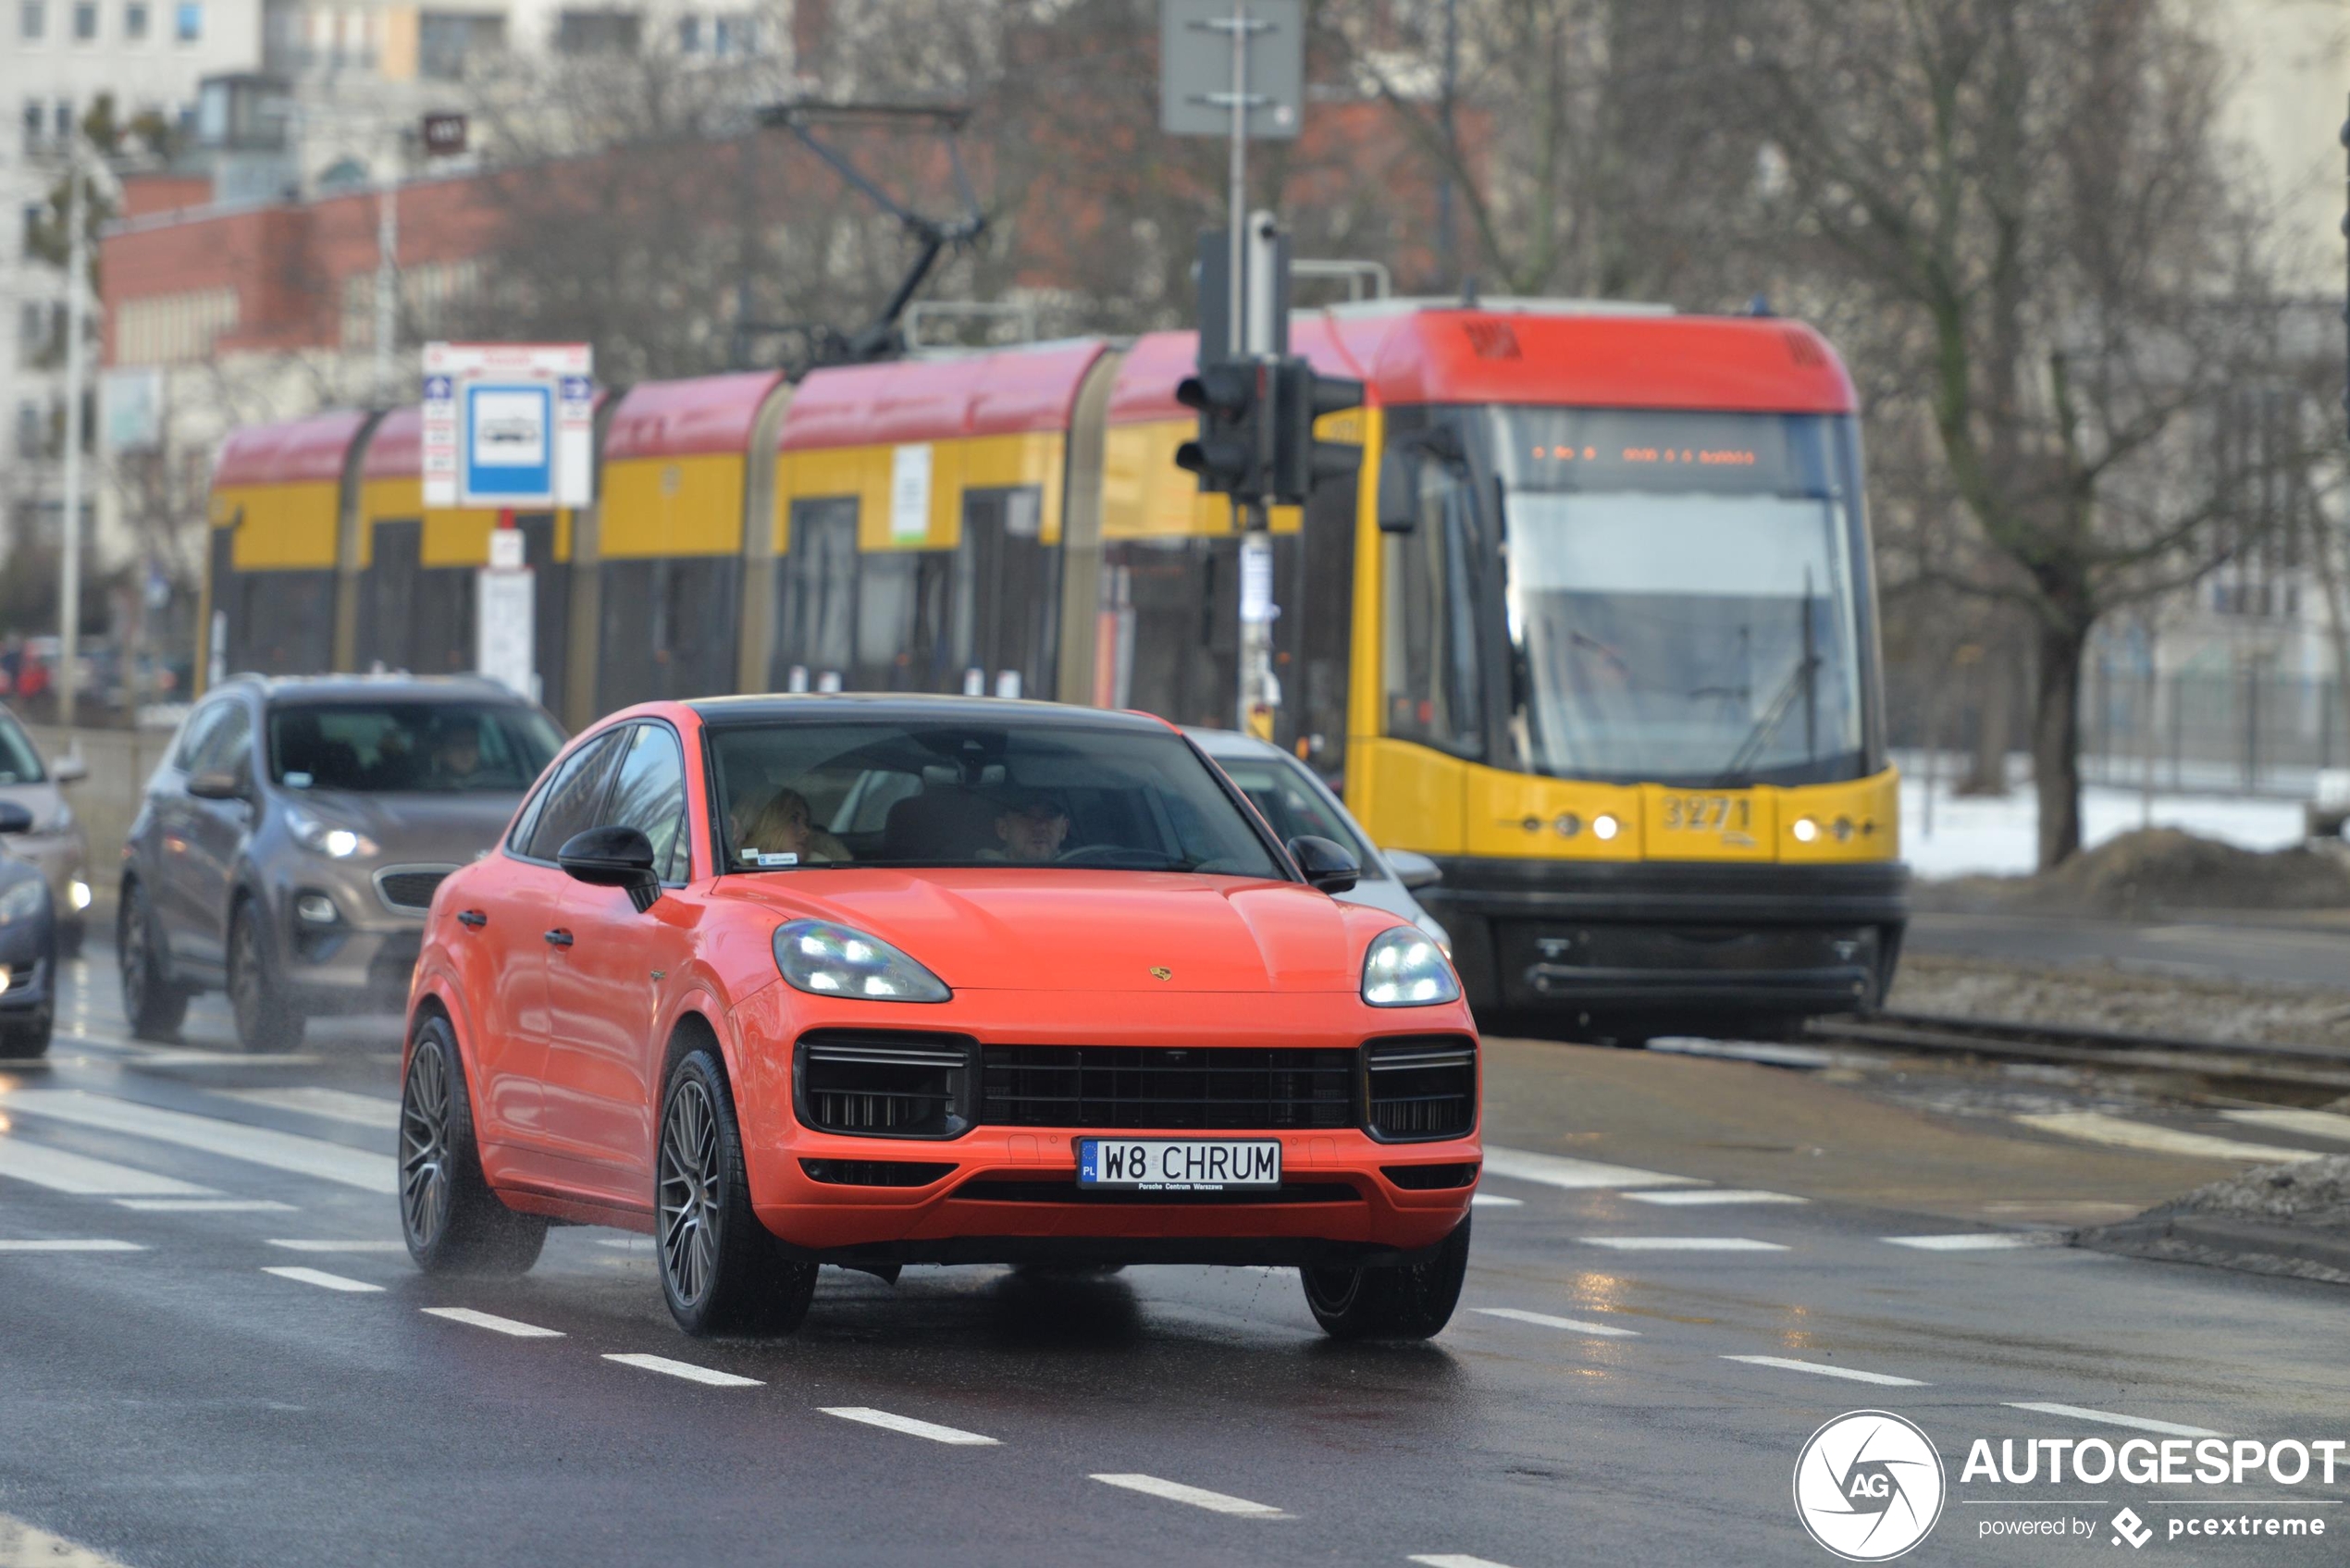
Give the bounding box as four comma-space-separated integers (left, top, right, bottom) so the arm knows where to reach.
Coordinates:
1794, 1410, 1948, 1561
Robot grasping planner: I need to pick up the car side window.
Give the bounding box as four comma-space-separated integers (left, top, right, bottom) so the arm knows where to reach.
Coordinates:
604, 723, 692, 883
520, 731, 625, 860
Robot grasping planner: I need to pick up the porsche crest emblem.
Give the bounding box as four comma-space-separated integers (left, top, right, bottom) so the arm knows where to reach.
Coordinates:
1149, 966, 1173, 982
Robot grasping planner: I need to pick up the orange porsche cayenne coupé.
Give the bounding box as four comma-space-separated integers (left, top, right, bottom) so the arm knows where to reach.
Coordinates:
397, 697, 1480, 1340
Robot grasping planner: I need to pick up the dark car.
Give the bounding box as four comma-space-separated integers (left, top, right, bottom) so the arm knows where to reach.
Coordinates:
0, 799, 56, 1057
118, 674, 564, 1051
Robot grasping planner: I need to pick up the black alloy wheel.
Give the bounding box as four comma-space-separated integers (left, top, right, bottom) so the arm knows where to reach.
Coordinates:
399, 1014, 545, 1275
228, 900, 304, 1053
656, 1046, 817, 1338
118, 883, 189, 1041
1301, 1215, 1472, 1341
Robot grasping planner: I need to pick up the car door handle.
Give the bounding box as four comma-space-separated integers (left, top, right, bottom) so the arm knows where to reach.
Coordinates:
543, 928, 574, 948
456, 909, 488, 929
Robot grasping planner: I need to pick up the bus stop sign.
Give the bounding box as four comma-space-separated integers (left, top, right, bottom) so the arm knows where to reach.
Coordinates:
422, 342, 593, 509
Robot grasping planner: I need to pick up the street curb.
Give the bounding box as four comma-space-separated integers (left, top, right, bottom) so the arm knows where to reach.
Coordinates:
2076, 1214, 2350, 1281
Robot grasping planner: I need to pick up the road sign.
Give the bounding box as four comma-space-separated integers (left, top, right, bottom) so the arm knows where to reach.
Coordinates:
422, 113, 467, 157
1160, 0, 1303, 140
476, 563, 535, 700
422, 343, 593, 509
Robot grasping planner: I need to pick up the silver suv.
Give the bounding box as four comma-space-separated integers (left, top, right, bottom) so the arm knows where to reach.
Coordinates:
118, 674, 564, 1050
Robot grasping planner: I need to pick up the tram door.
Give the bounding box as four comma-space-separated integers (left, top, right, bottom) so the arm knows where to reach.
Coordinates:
953, 488, 1057, 701
775, 499, 859, 693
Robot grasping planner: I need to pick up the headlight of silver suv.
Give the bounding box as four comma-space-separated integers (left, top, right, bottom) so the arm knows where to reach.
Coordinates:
0, 878, 47, 926
773, 920, 950, 1003
286, 806, 378, 860
1362, 925, 1461, 1007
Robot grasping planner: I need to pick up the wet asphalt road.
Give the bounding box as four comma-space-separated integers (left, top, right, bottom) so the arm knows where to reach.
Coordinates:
3, 946, 2348, 1568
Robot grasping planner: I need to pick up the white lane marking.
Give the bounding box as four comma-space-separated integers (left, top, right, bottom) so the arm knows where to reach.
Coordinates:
0, 1508, 136, 1566
2005, 1401, 2227, 1438
1884, 1233, 2058, 1252
2, 1090, 396, 1192
421, 1307, 564, 1339
2220, 1107, 2350, 1145
820, 1407, 1000, 1446
261, 1266, 384, 1293
595, 1237, 648, 1250
221, 1087, 402, 1130
1722, 1355, 1927, 1387
1410, 1556, 1522, 1568
1577, 1236, 1787, 1252
0, 1239, 145, 1253
1089, 1474, 1287, 1517
1469, 1192, 1523, 1208
265, 1239, 408, 1253
2013, 1112, 2320, 1165
1482, 1145, 1701, 1191
117, 1198, 297, 1212
1472, 1306, 1640, 1339
1626, 1189, 1807, 1206
0, 1136, 215, 1196
602, 1353, 762, 1388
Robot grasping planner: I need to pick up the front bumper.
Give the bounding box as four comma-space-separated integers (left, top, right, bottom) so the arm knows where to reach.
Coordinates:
727, 986, 1481, 1267
275, 893, 423, 1014
13, 831, 88, 935
1420, 856, 1909, 1026
0, 956, 52, 1022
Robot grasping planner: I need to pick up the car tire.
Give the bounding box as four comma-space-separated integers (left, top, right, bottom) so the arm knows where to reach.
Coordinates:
656, 1045, 817, 1339
0, 1009, 51, 1059
398, 1014, 547, 1277
118, 882, 190, 1042
1300, 1216, 1471, 1341
228, 898, 304, 1053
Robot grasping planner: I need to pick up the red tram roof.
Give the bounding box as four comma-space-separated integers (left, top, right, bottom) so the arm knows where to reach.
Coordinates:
780, 339, 1109, 451
604, 371, 786, 463
1106, 305, 1856, 423
362, 405, 423, 479
212, 410, 374, 488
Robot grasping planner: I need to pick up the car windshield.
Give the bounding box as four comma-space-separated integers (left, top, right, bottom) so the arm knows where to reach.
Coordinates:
710, 719, 1285, 878
1204, 753, 1381, 876
268, 702, 563, 793
0, 716, 43, 784
1488, 407, 1868, 786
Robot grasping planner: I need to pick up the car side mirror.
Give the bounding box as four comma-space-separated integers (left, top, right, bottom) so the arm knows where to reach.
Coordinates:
186, 769, 245, 801
51, 753, 86, 784
558, 825, 662, 912
1287, 833, 1358, 895
1376, 448, 1417, 534
1385, 848, 1442, 891
0, 801, 31, 833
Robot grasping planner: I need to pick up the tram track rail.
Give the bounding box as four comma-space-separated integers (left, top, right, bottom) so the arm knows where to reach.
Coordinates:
1805, 1010, 2350, 1095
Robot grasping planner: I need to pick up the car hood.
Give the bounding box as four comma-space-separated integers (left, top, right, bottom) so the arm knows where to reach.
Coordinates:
713, 868, 1386, 993
285, 789, 523, 866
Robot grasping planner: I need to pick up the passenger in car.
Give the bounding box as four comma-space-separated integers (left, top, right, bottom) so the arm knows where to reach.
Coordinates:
986, 790, 1071, 862
739, 787, 851, 865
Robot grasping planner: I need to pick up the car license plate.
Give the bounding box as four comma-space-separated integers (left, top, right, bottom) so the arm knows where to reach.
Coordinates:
1077, 1138, 1281, 1192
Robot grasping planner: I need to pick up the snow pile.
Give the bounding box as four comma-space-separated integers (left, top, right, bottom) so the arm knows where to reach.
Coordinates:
2139, 1154, 2350, 1230
1899, 771, 2304, 880
2004, 829, 2350, 919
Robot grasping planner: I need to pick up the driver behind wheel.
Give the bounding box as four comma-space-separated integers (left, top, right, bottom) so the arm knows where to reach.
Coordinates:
986, 789, 1070, 863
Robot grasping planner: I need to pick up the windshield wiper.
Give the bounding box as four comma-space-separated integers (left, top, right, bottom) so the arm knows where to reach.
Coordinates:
1713, 572, 1823, 784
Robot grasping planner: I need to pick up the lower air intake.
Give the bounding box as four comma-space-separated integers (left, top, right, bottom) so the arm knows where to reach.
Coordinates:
795, 1031, 977, 1140
1365, 1037, 1477, 1142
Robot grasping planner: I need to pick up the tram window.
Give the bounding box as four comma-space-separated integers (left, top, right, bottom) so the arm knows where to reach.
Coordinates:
1102, 537, 1240, 728
956, 486, 1057, 701
224, 569, 334, 677
1292, 457, 1358, 772
853, 549, 959, 692
597, 557, 741, 712
1382, 460, 1484, 757
775, 498, 859, 691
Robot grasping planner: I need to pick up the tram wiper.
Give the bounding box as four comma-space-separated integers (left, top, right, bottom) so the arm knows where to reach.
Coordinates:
1711, 653, 1820, 784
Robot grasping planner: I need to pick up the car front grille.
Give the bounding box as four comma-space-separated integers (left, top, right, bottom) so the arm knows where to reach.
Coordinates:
978, 1045, 1356, 1130
796, 1031, 977, 1140
374, 865, 458, 913
1365, 1037, 1478, 1141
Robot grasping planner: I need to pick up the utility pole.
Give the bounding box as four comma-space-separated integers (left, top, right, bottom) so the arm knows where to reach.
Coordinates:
375, 134, 402, 402
1437, 0, 1459, 287
58, 130, 88, 729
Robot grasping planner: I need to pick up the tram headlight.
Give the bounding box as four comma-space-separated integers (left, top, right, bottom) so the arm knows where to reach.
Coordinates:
1591, 813, 1620, 842
1792, 817, 1820, 844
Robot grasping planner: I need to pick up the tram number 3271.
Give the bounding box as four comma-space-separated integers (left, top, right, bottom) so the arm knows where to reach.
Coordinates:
1661, 794, 1750, 833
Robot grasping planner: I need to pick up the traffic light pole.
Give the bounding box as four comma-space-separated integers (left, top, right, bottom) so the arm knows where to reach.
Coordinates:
1237, 208, 1280, 739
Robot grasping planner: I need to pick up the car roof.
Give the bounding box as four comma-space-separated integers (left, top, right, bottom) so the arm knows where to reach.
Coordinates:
218, 673, 538, 708
1181, 726, 1288, 759
688, 694, 1178, 734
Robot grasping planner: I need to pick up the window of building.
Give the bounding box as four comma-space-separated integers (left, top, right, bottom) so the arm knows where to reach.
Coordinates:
173, 0, 196, 39
675, 13, 698, 50
14, 402, 42, 461
71, 0, 92, 36
20, 202, 42, 253
123, 0, 143, 36
53, 99, 73, 138
556, 7, 639, 54
418, 11, 505, 80
19, 0, 44, 40
20, 99, 40, 154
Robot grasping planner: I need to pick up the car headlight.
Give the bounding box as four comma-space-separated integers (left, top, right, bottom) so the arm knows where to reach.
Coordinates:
286, 807, 377, 860
773, 919, 950, 1003
1362, 925, 1460, 1007
0, 878, 46, 927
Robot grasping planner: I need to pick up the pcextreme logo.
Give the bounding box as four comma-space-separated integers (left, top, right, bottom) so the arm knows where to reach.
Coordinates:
1794, 1410, 1948, 1562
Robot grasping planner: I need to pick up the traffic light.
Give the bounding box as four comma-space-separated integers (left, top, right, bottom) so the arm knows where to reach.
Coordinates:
1267, 360, 1364, 504
1175, 361, 1266, 496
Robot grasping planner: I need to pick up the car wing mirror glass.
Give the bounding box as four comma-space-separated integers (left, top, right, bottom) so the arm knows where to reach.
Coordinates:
185, 769, 244, 801
1287, 833, 1358, 895
558, 825, 662, 913
1376, 448, 1417, 534
0, 801, 31, 833
1385, 848, 1442, 891
51, 753, 86, 784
